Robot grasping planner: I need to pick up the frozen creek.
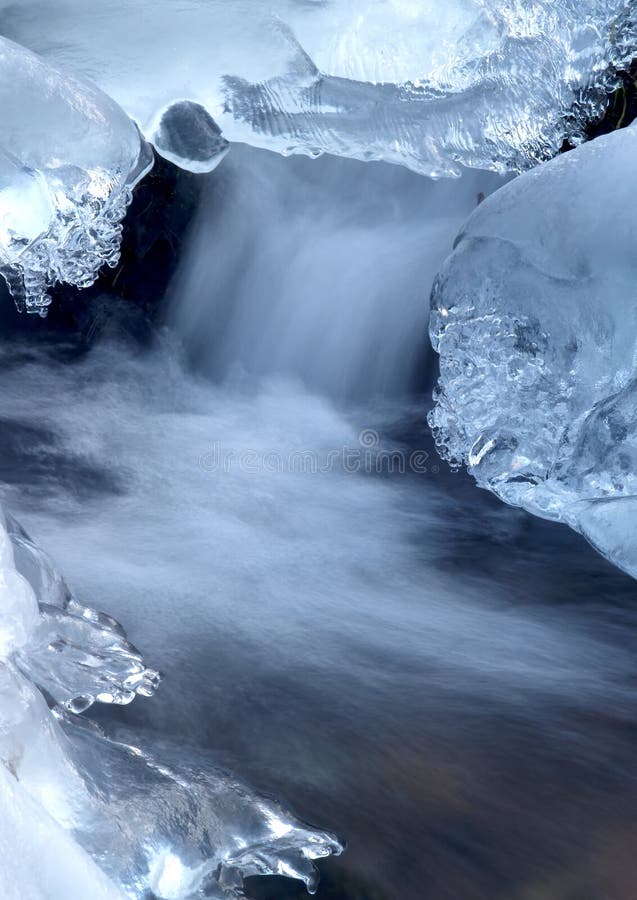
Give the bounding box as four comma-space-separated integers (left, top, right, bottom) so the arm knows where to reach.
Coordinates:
2, 147, 637, 899
1, 3, 637, 897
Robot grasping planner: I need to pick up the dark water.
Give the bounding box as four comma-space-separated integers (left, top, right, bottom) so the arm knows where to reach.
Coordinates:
1, 148, 637, 900
1, 340, 637, 900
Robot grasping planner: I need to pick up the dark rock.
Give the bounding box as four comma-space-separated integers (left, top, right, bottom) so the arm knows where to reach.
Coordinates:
154, 101, 229, 171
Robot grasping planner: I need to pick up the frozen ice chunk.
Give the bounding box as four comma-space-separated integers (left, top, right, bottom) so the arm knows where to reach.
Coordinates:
0, 668, 342, 899
0, 508, 341, 897
6, 515, 72, 610
59, 717, 343, 899
0, 666, 126, 900
3, 517, 161, 713
0, 514, 124, 897
15, 604, 161, 713
0, 766, 125, 900
0, 508, 39, 658
429, 123, 637, 578
0, 36, 152, 313
0, 662, 342, 899
0, 0, 634, 176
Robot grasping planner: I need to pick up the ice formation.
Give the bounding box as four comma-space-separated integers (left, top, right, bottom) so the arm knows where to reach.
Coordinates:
429, 123, 637, 579
0, 36, 152, 314
0, 0, 635, 177
0, 1, 634, 312
8, 515, 161, 713
0, 507, 342, 898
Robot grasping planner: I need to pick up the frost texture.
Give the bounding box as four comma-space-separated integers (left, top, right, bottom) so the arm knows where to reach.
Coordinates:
429, 123, 637, 579
0, 0, 635, 176
0, 36, 152, 314
0, 507, 342, 898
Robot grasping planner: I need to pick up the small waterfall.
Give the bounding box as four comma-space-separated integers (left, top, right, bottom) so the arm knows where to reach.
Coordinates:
168, 145, 504, 402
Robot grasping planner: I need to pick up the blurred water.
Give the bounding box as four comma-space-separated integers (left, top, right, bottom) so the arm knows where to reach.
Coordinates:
1, 149, 637, 899
167, 146, 504, 402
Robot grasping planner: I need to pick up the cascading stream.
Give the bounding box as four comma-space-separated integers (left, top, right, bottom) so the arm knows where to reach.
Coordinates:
0, 4, 635, 896
167, 146, 505, 403
2, 147, 637, 900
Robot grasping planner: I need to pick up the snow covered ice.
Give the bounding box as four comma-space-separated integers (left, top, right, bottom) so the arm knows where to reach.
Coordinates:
429, 122, 637, 579
0, 36, 151, 314
0, 0, 634, 176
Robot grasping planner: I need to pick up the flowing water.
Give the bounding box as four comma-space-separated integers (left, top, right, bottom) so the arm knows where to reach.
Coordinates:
2, 147, 637, 899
